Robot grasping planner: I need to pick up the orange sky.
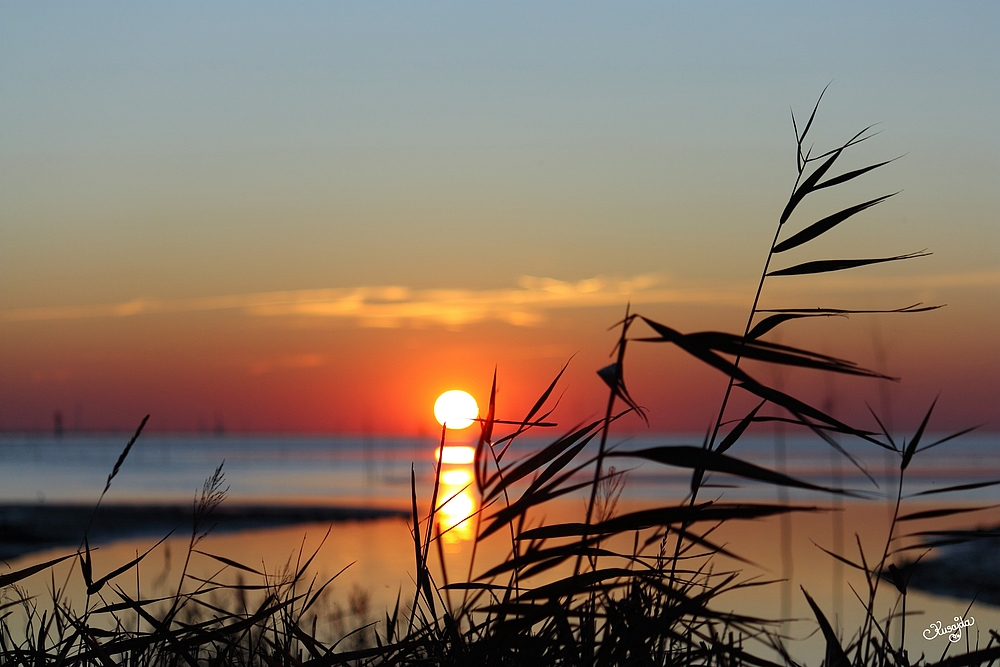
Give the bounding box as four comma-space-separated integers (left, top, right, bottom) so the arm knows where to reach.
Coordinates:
2, 4, 998, 436
2, 279, 997, 435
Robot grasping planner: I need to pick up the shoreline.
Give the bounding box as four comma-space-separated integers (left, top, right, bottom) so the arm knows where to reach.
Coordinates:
0, 502, 409, 561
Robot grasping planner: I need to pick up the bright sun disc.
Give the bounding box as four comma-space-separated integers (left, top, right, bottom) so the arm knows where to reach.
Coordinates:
434, 390, 479, 429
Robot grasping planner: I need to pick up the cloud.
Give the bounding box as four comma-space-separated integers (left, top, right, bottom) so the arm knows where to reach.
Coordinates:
3, 270, 997, 327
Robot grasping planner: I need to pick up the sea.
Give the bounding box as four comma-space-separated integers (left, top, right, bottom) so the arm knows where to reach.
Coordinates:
2, 431, 999, 663
0, 430, 997, 505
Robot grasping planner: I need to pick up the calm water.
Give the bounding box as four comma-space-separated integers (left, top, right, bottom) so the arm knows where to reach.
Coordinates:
2, 431, 999, 664
0, 431, 997, 505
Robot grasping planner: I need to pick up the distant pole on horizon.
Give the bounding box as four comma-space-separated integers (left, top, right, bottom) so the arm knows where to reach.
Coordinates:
53, 410, 64, 438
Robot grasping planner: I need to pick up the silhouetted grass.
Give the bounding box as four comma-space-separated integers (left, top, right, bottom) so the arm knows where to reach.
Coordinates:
1, 91, 997, 666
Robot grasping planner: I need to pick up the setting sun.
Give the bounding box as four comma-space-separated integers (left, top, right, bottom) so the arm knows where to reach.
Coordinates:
433, 390, 479, 430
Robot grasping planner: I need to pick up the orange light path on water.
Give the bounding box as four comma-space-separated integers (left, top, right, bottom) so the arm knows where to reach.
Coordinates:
435, 445, 476, 465
436, 460, 477, 544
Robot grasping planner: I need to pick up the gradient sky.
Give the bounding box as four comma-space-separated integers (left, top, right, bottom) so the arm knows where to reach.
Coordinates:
2, 2, 998, 435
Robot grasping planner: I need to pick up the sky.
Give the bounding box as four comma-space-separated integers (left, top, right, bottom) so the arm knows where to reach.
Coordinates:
2, 2, 998, 436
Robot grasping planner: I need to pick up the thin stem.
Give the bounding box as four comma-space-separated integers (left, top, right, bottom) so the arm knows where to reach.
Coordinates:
863, 465, 905, 665
576, 307, 631, 577
706, 219, 786, 456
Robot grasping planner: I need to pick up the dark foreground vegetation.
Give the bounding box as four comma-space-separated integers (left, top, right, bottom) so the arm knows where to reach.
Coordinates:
3, 91, 998, 666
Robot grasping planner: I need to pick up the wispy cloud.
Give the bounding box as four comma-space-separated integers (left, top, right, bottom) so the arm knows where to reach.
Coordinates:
3, 270, 997, 327
0, 275, 744, 327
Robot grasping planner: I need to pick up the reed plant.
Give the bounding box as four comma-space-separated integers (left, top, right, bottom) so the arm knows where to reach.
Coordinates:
1, 90, 997, 666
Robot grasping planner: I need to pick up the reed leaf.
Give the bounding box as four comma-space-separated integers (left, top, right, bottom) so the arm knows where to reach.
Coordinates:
715, 401, 767, 454
813, 156, 899, 192
694, 334, 889, 379
779, 138, 851, 225
744, 414, 877, 437
916, 424, 981, 454
759, 303, 941, 314
909, 479, 1000, 497
779, 123, 882, 224
897, 505, 1000, 522
641, 320, 891, 380
767, 251, 930, 277
518, 503, 820, 541
773, 192, 898, 253
901, 398, 936, 470
484, 417, 604, 502
746, 313, 841, 340
474, 541, 619, 582
792, 82, 829, 171
610, 446, 858, 496
523, 358, 571, 428
516, 568, 649, 601
474, 369, 497, 494
519, 430, 600, 499
736, 379, 881, 449
479, 478, 599, 541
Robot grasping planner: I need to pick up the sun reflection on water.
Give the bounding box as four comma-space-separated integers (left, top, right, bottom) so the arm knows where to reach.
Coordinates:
437, 460, 477, 545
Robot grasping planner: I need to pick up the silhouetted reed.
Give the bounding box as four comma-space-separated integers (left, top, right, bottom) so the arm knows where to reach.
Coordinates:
1, 90, 997, 666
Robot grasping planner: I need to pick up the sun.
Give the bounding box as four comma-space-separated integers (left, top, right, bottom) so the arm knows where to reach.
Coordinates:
433, 390, 479, 430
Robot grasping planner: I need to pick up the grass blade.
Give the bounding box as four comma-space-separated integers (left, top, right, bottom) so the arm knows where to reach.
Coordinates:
924, 645, 1000, 667
802, 587, 850, 667
191, 550, 264, 576
0, 553, 75, 588
87, 530, 173, 596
